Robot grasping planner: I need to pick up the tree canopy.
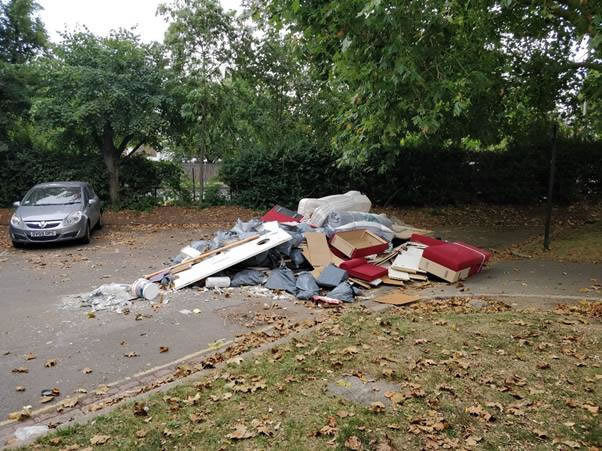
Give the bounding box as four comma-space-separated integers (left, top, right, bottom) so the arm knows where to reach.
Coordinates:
31, 30, 173, 204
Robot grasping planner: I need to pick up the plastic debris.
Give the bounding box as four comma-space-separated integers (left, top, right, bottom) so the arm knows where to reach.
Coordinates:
327, 281, 355, 303
205, 277, 231, 288
317, 264, 348, 288
295, 272, 320, 300
230, 269, 265, 287
15, 425, 49, 442
265, 267, 297, 294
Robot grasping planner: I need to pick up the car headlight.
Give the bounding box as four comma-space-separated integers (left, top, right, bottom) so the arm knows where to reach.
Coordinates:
10, 214, 23, 227
62, 211, 83, 226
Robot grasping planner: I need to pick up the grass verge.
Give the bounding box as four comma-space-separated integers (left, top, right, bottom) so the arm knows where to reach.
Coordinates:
31, 298, 601, 450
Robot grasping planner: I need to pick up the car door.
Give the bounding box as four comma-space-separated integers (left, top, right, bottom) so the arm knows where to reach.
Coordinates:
87, 185, 101, 226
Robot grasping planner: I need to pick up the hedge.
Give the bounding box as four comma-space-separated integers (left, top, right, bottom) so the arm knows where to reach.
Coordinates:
221, 139, 602, 209
0, 146, 182, 209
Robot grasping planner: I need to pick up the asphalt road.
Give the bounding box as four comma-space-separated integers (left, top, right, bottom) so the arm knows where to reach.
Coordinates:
0, 225, 315, 420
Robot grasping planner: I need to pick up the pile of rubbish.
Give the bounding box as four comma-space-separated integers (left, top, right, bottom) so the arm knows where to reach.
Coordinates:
125, 190, 492, 307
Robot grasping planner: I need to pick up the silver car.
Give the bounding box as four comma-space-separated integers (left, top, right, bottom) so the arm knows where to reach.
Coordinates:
9, 181, 102, 247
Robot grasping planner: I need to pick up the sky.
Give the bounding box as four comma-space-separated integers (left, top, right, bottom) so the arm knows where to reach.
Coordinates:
38, 0, 243, 44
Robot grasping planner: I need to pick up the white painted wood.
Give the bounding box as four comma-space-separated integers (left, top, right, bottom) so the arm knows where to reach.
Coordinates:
174, 223, 291, 290
180, 246, 202, 259
391, 246, 425, 273
388, 268, 411, 281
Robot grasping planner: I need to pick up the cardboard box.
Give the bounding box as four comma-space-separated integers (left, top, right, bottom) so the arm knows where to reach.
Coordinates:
419, 243, 481, 283
330, 230, 388, 259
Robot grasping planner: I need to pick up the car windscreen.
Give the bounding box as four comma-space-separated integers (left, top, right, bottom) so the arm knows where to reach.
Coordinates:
22, 187, 82, 206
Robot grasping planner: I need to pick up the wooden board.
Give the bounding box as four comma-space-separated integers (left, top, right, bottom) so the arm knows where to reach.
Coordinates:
173, 223, 291, 290
381, 276, 405, 286
375, 289, 421, 306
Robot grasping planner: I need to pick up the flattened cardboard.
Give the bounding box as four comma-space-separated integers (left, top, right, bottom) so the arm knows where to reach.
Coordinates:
375, 289, 421, 306
303, 232, 345, 277
330, 230, 388, 259
381, 276, 405, 286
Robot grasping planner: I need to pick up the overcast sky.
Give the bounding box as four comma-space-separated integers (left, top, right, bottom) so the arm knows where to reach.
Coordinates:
38, 0, 243, 43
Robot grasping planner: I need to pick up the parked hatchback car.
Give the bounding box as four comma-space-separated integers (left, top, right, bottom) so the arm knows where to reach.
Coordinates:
9, 181, 102, 247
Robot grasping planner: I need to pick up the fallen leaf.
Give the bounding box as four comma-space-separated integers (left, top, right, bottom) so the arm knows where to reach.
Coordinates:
532, 428, 548, 439
466, 435, 482, 446
226, 424, 256, 440
135, 429, 147, 438
124, 352, 139, 358
90, 434, 111, 445
40, 396, 54, 404
536, 362, 550, 370
159, 346, 169, 353
8, 406, 31, 421
62, 398, 79, 408
343, 346, 359, 355
369, 401, 386, 413
133, 402, 148, 416
345, 435, 362, 450
45, 359, 57, 368
582, 403, 599, 414
12, 367, 28, 373
23, 352, 36, 360
15, 386, 25, 392
82, 368, 93, 374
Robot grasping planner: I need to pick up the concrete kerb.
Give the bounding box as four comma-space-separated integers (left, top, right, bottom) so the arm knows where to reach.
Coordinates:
3, 292, 600, 449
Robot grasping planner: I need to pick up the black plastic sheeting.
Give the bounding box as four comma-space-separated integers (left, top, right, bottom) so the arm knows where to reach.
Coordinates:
327, 281, 355, 303
230, 269, 265, 287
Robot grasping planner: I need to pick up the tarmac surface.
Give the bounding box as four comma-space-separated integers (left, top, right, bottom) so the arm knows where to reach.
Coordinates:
0, 223, 599, 420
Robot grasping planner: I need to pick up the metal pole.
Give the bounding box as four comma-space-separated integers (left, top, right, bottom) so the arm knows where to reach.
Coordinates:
200, 160, 205, 202
191, 164, 196, 202
543, 123, 558, 251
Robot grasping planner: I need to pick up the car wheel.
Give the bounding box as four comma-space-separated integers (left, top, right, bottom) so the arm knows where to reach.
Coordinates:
95, 214, 103, 230
80, 222, 91, 244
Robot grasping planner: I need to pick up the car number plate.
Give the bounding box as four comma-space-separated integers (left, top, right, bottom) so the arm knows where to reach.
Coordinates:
30, 230, 57, 237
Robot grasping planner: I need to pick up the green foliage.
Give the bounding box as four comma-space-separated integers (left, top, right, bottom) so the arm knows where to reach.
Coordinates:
201, 182, 228, 206
0, 0, 46, 64
252, 0, 602, 168
222, 140, 602, 209
0, 146, 183, 209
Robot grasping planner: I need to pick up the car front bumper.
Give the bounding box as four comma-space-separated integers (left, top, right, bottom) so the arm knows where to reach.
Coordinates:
9, 219, 87, 244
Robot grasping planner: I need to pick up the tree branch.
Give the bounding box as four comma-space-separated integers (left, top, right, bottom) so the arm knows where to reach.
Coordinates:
124, 139, 148, 158
565, 60, 602, 71
116, 133, 135, 154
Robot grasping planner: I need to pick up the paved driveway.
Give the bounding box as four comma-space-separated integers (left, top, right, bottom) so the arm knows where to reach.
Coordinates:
0, 225, 315, 420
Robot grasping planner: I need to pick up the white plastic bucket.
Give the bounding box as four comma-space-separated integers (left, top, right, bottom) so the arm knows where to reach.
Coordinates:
131, 278, 160, 301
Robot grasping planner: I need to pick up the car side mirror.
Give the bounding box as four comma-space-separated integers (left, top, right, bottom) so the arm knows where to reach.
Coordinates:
13, 201, 20, 208
88, 199, 97, 206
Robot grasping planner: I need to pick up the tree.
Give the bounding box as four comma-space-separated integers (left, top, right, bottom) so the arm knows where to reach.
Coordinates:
159, 0, 252, 162
0, 0, 46, 145
31, 30, 173, 205
250, 0, 601, 168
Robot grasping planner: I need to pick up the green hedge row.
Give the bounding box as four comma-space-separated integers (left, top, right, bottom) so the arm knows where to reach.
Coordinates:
221, 140, 602, 209
0, 146, 183, 209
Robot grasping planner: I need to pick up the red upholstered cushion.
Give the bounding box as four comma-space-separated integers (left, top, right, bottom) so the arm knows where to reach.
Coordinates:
422, 243, 482, 271
339, 258, 387, 281
410, 234, 445, 246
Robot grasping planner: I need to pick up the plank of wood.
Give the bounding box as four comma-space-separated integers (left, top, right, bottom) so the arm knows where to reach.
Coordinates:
144, 234, 260, 279
173, 225, 291, 290
349, 277, 371, 289
381, 276, 405, 286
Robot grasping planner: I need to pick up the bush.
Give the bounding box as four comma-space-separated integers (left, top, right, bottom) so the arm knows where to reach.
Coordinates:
0, 146, 183, 209
221, 139, 602, 208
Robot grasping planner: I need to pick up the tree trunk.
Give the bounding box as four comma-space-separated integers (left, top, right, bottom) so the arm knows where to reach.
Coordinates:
101, 124, 120, 207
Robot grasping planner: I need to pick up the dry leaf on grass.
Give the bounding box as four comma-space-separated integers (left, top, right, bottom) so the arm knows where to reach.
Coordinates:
369, 401, 386, 413
62, 397, 79, 408
465, 404, 495, 422
345, 435, 363, 450
89, 434, 111, 445
133, 402, 149, 416
135, 429, 148, 438
226, 424, 256, 440
8, 407, 31, 421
